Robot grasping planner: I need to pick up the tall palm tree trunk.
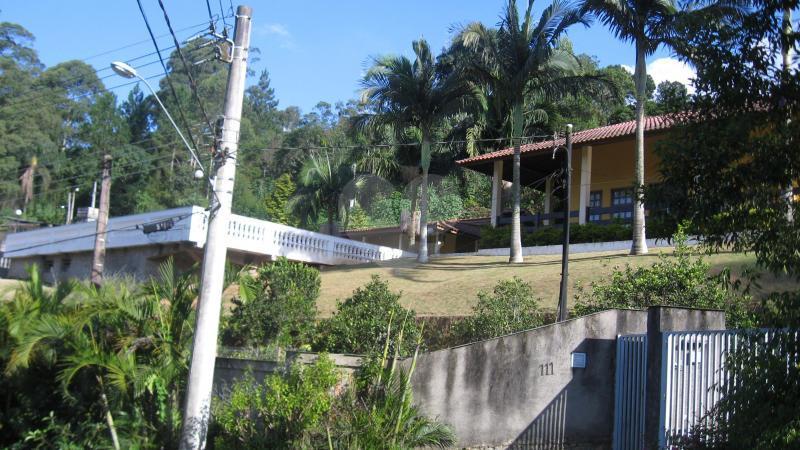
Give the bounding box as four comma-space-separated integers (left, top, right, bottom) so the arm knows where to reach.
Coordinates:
509, 104, 524, 263
408, 182, 418, 249
418, 138, 431, 263
631, 42, 649, 255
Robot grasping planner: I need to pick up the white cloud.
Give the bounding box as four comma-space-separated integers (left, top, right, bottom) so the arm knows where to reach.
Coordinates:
621, 64, 634, 74
262, 23, 290, 37
257, 23, 296, 50
646, 57, 696, 93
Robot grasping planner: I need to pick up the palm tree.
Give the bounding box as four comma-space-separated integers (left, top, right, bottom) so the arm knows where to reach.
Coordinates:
579, 0, 680, 255
452, 0, 590, 263
291, 149, 361, 235
355, 39, 481, 263
3, 260, 197, 448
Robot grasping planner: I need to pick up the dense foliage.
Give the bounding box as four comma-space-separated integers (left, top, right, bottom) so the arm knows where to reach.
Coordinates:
212, 355, 339, 449
650, 0, 800, 446
224, 258, 320, 349
0, 17, 686, 238
314, 276, 421, 356
213, 320, 454, 449
572, 230, 755, 328
0, 261, 196, 448
454, 277, 545, 342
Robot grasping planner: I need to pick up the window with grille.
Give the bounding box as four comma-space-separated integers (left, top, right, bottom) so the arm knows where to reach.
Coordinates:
612, 188, 633, 220
589, 191, 602, 222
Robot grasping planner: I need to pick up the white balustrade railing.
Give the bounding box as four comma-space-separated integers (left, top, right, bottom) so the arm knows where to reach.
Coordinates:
221, 214, 411, 265
2, 206, 411, 266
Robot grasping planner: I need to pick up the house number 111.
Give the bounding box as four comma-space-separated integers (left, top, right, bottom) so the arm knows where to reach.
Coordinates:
539, 362, 554, 376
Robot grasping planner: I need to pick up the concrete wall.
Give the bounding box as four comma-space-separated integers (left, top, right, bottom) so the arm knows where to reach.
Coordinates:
7, 243, 202, 283
404, 307, 726, 449
212, 352, 364, 397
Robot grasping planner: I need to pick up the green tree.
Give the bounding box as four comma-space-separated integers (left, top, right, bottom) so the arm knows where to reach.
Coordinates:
652, 80, 689, 114
314, 275, 421, 356
1, 261, 197, 448
263, 173, 296, 225
291, 149, 358, 234
212, 355, 339, 449
356, 39, 481, 262
451, 0, 589, 263
572, 231, 754, 327
454, 277, 545, 342
225, 258, 320, 348
579, 0, 732, 255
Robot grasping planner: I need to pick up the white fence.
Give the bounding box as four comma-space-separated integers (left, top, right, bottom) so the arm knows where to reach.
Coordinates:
2, 206, 411, 267
613, 329, 799, 449
659, 329, 799, 448
222, 214, 410, 265
612, 334, 647, 450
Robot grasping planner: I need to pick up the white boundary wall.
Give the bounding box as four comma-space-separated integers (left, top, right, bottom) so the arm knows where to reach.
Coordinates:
2, 206, 413, 266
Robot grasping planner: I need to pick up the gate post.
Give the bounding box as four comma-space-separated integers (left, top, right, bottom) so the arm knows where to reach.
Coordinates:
643, 307, 726, 448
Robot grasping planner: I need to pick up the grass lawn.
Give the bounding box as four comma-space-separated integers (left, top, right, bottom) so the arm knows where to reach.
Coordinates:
317, 248, 798, 317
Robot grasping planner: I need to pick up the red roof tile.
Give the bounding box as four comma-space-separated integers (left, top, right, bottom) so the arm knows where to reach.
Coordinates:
456, 114, 675, 166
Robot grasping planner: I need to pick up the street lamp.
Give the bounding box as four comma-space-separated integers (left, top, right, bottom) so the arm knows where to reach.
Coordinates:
110, 61, 205, 175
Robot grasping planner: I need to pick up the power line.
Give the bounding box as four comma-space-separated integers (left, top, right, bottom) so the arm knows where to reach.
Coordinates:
158, 0, 217, 149
243, 134, 560, 153
0, 21, 226, 109
80, 18, 228, 64
0, 71, 165, 113
136, 0, 201, 155
3, 210, 207, 256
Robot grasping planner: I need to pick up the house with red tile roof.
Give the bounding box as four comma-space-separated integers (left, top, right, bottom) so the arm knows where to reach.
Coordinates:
457, 115, 675, 227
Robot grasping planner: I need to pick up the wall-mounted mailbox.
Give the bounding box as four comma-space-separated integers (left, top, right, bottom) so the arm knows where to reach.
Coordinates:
571, 352, 587, 369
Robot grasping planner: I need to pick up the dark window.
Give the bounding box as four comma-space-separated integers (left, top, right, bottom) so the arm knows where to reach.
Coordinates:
61, 258, 71, 272
589, 191, 602, 222
43, 259, 54, 270
611, 188, 633, 220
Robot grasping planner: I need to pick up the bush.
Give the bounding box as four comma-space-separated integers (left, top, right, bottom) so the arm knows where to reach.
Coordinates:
313, 275, 420, 356
572, 229, 755, 327
454, 277, 545, 343
212, 354, 339, 449
324, 321, 455, 449
224, 258, 320, 348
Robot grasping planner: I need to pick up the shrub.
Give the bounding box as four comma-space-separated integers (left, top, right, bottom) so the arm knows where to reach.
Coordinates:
454, 277, 545, 343
224, 258, 320, 348
212, 354, 339, 449
478, 222, 634, 249
313, 275, 420, 356
324, 320, 455, 449
572, 229, 755, 328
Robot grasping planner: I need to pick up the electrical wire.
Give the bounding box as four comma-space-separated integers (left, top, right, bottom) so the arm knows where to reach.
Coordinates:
2, 210, 208, 256
158, 0, 217, 148
239, 134, 560, 155
0, 20, 227, 110
135, 0, 201, 155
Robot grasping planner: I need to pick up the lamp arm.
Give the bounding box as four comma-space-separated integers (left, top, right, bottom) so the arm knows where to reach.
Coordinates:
137, 76, 206, 172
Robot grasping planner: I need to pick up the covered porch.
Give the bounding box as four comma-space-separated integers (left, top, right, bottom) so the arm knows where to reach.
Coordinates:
456, 116, 674, 229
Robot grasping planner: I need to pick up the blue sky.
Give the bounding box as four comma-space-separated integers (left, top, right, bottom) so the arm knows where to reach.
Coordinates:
2, 0, 695, 113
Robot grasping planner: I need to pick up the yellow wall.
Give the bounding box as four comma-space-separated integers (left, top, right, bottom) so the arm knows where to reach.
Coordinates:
568, 134, 665, 219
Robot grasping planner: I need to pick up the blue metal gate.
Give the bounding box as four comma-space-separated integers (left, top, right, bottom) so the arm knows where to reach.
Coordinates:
612, 334, 647, 450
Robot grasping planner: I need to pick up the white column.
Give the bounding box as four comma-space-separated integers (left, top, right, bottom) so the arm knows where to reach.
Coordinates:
578, 146, 593, 225
490, 160, 504, 227
543, 177, 552, 226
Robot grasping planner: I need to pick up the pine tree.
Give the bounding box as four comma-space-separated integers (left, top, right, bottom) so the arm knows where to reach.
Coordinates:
264, 173, 296, 225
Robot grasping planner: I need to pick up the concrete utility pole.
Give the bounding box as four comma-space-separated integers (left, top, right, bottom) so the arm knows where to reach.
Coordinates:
556, 124, 573, 322
180, 6, 251, 450
91, 154, 112, 287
